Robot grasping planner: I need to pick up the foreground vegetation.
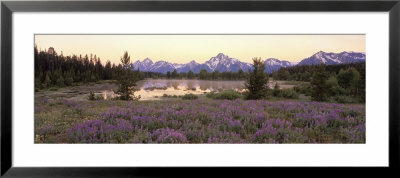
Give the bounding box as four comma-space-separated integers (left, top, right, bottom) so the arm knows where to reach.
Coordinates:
35, 97, 365, 143
273, 63, 365, 103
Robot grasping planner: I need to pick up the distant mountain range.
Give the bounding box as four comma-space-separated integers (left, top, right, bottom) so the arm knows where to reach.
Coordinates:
131, 51, 366, 74
297, 51, 366, 66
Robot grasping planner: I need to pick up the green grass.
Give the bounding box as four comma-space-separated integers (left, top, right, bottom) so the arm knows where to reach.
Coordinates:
206, 90, 243, 100
182, 93, 198, 100
35, 97, 365, 143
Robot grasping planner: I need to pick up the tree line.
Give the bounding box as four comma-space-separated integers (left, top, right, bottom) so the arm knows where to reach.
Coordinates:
307, 64, 365, 103
271, 62, 365, 82
165, 69, 248, 80
245, 58, 365, 103
34, 47, 143, 100
34, 46, 148, 89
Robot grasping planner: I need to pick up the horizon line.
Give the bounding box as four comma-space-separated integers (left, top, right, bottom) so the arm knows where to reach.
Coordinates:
36, 46, 365, 65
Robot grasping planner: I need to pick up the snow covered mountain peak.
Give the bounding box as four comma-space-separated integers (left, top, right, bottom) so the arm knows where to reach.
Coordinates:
131, 51, 365, 74
265, 58, 282, 65
142, 58, 153, 64
216, 53, 228, 59
264, 58, 294, 73
202, 53, 245, 72
298, 51, 365, 66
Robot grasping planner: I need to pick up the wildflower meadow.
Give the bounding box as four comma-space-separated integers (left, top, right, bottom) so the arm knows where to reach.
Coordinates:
35, 98, 365, 143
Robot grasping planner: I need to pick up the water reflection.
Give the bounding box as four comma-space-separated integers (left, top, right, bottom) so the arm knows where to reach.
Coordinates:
138, 79, 246, 100
94, 79, 297, 101
99, 79, 246, 100
139, 79, 245, 91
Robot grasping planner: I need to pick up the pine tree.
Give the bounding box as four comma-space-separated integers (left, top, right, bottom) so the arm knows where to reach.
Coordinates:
171, 69, 178, 78
56, 75, 65, 87
212, 70, 219, 80
114, 51, 140, 100
245, 57, 269, 100
311, 65, 330, 101
326, 75, 339, 96
166, 71, 171, 79
105, 60, 112, 79
199, 69, 208, 80
43, 72, 52, 88
337, 67, 360, 95
273, 82, 281, 97
238, 69, 245, 79
74, 70, 81, 82
187, 70, 195, 79
64, 70, 74, 86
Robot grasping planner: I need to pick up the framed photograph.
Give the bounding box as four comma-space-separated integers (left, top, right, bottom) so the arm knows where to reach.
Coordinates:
1, 0, 399, 177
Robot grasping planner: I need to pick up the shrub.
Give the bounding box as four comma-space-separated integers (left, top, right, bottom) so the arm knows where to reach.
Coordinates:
161, 94, 178, 98
56, 76, 65, 87
88, 91, 96, 100
87, 91, 103, 100
64, 77, 74, 86
294, 83, 312, 96
334, 95, 356, 103
182, 93, 198, 100
337, 67, 360, 93
206, 92, 216, 98
273, 83, 281, 97
206, 90, 242, 100
281, 89, 299, 99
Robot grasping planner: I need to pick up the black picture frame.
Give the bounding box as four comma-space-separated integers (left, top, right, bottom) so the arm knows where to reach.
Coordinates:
1, 0, 399, 177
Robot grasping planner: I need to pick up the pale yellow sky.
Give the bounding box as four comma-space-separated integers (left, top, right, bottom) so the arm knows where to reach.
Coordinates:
35, 35, 365, 64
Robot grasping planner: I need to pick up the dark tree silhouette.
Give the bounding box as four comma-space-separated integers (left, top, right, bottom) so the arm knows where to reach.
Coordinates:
310, 65, 330, 101
337, 67, 360, 95
187, 70, 195, 79
114, 51, 141, 100
245, 57, 269, 100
